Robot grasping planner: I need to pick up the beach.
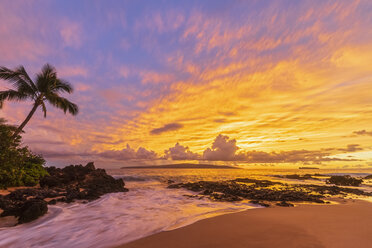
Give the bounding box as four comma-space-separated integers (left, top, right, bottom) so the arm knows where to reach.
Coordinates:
118, 200, 372, 248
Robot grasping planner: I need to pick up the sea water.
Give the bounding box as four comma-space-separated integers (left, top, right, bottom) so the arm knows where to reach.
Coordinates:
0, 168, 371, 248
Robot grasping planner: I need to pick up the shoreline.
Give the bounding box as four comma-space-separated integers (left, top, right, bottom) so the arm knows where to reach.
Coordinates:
117, 199, 372, 248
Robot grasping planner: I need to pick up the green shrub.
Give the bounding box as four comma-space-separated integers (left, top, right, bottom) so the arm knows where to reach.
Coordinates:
0, 119, 47, 189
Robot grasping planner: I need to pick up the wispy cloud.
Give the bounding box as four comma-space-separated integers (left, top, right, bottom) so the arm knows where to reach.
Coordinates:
58, 66, 88, 78
60, 21, 83, 48
150, 123, 183, 135
353, 130, 372, 136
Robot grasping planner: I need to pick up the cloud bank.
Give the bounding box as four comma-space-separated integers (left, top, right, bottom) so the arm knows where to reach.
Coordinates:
35, 134, 361, 165
99, 144, 157, 160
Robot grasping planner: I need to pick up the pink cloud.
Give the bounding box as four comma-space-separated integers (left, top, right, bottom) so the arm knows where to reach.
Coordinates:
135, 10, 185, 33
203, 134, 239, 161
164, 143, 200, 160
140, 71, 174, 84
75, 83, 92, 92
100, 88, 135, 103
60, 21, 83, 48
119, 66, 130, 78
58, 66, 88, 78
0, 2, 50, 62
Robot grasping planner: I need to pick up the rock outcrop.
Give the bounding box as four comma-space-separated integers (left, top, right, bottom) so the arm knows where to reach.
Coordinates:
326, 175, 363, 186
0, 162, 128, 224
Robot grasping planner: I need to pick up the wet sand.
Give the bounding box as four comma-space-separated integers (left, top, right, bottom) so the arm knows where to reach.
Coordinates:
117, 200, 372, 248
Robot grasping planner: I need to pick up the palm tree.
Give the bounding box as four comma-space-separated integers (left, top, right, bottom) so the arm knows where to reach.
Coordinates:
0, 64, 79, 138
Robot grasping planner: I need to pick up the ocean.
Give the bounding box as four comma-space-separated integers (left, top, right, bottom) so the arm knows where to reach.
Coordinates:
0, 168, 371, 248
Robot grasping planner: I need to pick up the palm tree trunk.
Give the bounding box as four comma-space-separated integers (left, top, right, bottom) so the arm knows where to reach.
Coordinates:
11, 102, 40, 139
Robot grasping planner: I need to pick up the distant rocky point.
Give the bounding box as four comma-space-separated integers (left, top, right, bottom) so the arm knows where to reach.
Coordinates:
121, 163, 238, 169
299, 166, 319, 169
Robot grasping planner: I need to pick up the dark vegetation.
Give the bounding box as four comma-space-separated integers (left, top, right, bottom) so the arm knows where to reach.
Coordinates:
0, 119, 47, 189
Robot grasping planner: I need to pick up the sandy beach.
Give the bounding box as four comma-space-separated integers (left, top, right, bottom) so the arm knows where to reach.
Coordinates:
118, 200, 372, 248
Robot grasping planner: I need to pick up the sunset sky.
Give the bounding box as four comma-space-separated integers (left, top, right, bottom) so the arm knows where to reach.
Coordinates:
1, 0, 372, 168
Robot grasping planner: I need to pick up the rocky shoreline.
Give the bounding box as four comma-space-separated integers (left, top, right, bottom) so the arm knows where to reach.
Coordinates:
1, 168, 371, 226
0, 162, 128, 224
168, 176, 372, 207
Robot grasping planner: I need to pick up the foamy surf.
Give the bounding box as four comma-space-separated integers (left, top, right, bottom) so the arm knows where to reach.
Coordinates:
0, 181, 258, 248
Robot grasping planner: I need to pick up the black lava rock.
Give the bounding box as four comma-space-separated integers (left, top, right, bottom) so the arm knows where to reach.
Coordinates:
276, 201, 294, 207
167, 177, 371, 205
18, 199, 48, 224
326, 175, 363, 186
0, 162, 128, 225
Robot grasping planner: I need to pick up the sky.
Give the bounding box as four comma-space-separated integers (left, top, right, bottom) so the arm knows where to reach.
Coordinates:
0, 0, 372, 169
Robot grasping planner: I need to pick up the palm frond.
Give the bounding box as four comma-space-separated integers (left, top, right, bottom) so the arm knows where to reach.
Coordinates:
41, 64, 57, 78
0, 66, 37, 97
36, 64, 57, 93
0, 66, 21, 81
52, 78, 74, 94
0, 90, 29, 102
40, 101, 47, 118
46, 93, 79, 115
17, 66, 38, 92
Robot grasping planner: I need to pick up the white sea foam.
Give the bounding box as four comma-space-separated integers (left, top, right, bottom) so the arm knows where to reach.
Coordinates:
0, 181, 258, 248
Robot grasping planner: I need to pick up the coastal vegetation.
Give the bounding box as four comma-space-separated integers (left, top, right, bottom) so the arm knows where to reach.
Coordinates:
0, 118, 47, 189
